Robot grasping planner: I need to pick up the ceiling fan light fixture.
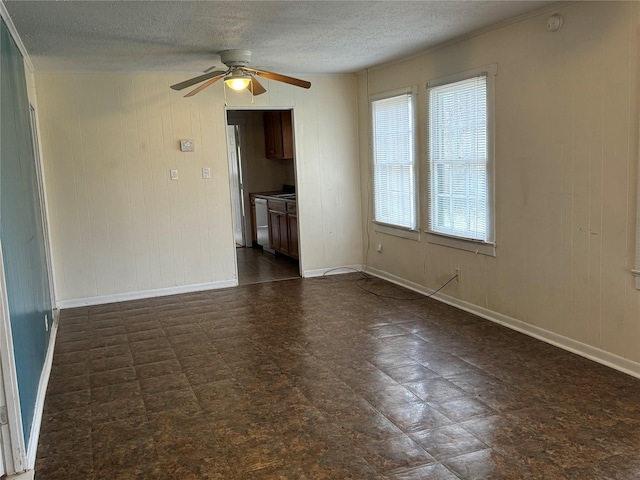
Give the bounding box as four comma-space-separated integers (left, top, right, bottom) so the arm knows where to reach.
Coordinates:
170, 50, 311, 97
224, 69, 251, 91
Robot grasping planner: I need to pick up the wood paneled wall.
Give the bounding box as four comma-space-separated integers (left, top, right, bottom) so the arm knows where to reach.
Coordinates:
358, 2, 640, 364
35, 73, 362, 303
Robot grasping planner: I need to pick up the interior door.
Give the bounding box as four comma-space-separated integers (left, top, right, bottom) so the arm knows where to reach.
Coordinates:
226, 125, 245, 247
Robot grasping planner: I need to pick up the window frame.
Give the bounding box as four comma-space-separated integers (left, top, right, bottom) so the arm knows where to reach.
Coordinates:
425, 64, 497, 256
369, 86, 419, 240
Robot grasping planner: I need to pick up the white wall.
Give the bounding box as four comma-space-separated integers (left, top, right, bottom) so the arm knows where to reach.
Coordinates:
358, 2, 640, 367
35, 73, 362, 303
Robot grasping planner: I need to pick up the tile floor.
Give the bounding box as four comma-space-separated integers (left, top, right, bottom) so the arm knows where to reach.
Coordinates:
236, 247, 300, 285
36, 274, 640, 479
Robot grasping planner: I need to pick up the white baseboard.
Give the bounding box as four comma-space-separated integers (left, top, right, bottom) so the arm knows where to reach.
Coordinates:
303, 265, 364, 278
7, 470, 34, 480
56, 280, 238, 309
365, 266, 640, 380
26, 311, 59, 469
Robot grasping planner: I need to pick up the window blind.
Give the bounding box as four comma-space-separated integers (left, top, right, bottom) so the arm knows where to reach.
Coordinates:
371, 92, 416, 229
428, 75, 489, 242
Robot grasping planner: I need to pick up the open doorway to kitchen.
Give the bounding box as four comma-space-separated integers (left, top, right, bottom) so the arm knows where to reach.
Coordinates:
226, 109, 301, 285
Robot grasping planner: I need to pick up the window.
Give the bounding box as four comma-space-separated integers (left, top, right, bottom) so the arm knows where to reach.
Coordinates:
427, 66, 496, 255
371, 88, 417, 232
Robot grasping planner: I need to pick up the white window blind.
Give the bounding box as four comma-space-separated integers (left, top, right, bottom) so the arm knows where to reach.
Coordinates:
371, 91, 416, 230
428, 75, 490, 242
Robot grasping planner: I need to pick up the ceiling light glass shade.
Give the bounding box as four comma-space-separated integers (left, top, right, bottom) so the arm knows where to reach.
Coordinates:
225, 73, 251, 91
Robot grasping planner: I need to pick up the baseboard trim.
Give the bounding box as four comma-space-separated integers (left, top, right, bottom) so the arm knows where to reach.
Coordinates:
25, 312, 59, 469
365, 266, 640, 380
6, 470, 34, 480
303, 265, 364, 278
56, 280, 238, 309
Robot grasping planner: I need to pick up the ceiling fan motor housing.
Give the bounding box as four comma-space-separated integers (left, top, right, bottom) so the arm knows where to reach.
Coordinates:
220, 49, 252, 67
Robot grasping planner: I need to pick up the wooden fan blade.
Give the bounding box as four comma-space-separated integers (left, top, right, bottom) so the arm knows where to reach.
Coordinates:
184, 75, 224, 97
245, 67, 311, 89
249, 75, 267, 95
170, 70, 227, 91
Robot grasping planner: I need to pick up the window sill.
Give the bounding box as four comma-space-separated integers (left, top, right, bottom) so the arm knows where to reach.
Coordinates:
427, 232, 496, 256
374, 222, 420, 241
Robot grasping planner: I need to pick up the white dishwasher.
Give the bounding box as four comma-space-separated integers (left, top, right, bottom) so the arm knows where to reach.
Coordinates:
254, 198, 275, 254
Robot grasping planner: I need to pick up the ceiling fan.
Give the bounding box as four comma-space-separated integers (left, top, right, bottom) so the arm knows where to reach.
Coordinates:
170, 49, 311, 97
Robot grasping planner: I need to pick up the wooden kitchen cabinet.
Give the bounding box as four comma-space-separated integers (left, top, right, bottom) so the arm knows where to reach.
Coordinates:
267, 199, 288, 255
264, 111, 293, 160
267, 198, 298, 259
268, 210, 286, 253
287, 213, 298, 259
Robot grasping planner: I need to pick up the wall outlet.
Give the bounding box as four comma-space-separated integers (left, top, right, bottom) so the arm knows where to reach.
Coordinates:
455, 268, 461, 282
376, 243, 382, 253
44, 314, 49, 331
170, 169, 179, 180
202, 167, 211, 179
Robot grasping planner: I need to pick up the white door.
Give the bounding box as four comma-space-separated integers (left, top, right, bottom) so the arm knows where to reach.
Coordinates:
227, 125, 246, 247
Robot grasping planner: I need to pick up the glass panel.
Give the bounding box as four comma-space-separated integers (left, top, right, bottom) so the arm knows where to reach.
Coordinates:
372, 92, 416, 229
429, 75, 488, 241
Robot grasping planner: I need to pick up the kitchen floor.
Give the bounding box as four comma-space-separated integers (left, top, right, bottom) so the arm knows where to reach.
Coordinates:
36, 274, 640, 479
236, 246, 299, 285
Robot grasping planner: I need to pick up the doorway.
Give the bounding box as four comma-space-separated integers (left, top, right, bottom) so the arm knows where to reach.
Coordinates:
226, 109, 301, 285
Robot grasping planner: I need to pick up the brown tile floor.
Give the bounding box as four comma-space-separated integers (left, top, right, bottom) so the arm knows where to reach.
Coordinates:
236, 246, 300, 285
36, 274, 640, 479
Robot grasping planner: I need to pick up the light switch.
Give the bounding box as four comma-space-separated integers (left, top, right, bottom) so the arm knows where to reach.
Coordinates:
202, 167, 211, 179
170, 169, 178, 180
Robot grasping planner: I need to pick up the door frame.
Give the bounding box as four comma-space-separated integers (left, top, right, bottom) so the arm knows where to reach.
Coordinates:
224, 106, 302, 278
29, 104, 56, 307
0, 243, 27, 476
226, 117, 251, 245
226, 124, 246, 247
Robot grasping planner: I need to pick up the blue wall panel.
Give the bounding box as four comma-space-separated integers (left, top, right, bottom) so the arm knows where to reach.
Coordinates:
0, 18, 53, 445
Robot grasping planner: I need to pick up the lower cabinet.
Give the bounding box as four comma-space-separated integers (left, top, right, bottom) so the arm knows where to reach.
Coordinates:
267, 198, 298, 259
269, 210, 288, 253
287, 214, 298, 259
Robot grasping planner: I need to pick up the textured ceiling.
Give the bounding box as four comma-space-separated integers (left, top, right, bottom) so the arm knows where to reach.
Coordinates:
4, 1, 557, 75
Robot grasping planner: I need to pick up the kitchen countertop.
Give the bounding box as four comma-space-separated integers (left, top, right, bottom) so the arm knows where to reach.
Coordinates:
251, 191, 297, 202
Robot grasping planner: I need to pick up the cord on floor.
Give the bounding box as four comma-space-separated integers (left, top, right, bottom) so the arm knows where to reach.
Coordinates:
321, 267, 458, 301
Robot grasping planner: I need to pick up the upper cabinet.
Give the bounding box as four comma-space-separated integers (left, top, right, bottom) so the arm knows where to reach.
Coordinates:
264, 110, 294, 160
